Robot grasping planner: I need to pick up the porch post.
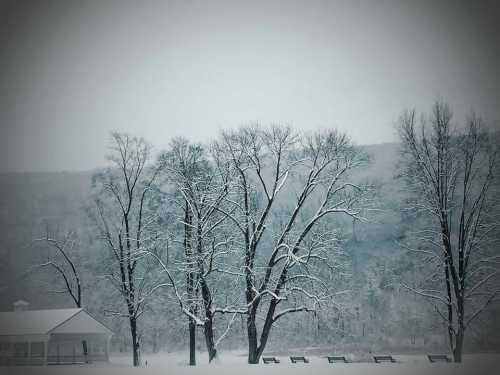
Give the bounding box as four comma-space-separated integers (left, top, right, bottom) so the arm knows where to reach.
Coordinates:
105, 336, 110, 362
27, 341, 31, 365
43, 340, 48, 366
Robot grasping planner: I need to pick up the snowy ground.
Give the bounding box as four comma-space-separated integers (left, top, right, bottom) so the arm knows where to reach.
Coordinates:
1, 351, 499, 375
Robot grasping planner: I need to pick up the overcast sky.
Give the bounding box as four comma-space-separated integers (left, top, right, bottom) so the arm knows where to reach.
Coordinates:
0, 0, 499, 172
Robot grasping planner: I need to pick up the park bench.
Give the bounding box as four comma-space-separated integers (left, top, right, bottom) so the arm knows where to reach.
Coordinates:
290, 356, 309, 363
262, 357, 280, 364
327, 356, 348, 363
373, 355, 396, 363
428, 354, 451, 363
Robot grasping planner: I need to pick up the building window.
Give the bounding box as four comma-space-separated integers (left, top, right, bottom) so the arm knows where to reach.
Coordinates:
31, 342, 44, 358
14, 343, 28, 357
0, 342, 11, 356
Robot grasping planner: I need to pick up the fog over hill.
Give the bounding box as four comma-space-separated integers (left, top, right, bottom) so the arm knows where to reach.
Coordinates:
1, 141, 498, 354
0, 142, 396, 303
0, 142, 394, 306
1, 1, 499, 369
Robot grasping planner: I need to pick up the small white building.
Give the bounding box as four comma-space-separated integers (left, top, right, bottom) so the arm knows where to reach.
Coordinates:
0, 303, 112, 366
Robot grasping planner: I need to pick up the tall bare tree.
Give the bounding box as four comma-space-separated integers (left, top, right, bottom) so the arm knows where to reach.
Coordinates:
159, 137, 237, 363
162, 138, 202, 365
90, 132, 164, 367
398, 101, 500, 362
214, 125, 371, 363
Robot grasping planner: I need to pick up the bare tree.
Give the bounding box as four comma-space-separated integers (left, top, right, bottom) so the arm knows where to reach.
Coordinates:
398, 101, 500, 362
159, 137, 238, 363
30, 228, 94, 360
90, 132, 164, 367
161, 138, 202, 365
33, 229, 82, 308
214, 124, 371, 363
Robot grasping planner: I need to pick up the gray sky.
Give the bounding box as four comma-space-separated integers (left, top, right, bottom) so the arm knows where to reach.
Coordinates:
1, 0, 499, 172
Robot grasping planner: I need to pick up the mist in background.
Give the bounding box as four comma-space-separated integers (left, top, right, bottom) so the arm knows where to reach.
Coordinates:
1, 2, 500, 368
1, 0, 499, 172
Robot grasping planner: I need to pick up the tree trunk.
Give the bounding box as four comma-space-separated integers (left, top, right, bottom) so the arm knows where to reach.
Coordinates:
130, 317, 140, 367
184, 201, 196, 366
199, 276, 217, 363
247, 310, 259, 364
453, 314, 465, 363
253, 299, 277, 364
189, 318, 196, 365
203, 317, 217, 362
453, 332, 463, 363
246, 305, 276, 364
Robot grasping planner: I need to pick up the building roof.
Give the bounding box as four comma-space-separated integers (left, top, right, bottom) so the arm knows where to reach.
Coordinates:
0, 308, 112, 336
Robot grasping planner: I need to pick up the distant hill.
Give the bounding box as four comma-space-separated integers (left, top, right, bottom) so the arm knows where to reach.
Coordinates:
0, 171, 92, 310
0, 143, 400, 310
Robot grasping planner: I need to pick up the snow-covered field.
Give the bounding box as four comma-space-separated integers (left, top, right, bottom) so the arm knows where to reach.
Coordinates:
1, 351, 499, 375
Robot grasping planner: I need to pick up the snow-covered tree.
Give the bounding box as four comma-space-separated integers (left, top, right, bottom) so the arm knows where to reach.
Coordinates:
398, 101, 500, 362
157, 137, 239, 363
90, 132, 165, 367
213, 124, 372, 363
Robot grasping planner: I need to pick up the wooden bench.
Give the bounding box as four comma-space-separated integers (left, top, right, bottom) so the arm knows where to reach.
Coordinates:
290, 356, 309, 363
373, 355, 396, 363
262, 357, 280, 364
327, 356, 348, 363
428, 354, 451, 363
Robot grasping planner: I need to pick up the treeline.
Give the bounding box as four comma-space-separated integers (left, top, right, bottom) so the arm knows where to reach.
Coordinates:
87, 125, 374, 366
26, 101, 500, 366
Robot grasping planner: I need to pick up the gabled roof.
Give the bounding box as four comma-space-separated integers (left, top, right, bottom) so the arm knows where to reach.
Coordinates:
0, 308, 112, 336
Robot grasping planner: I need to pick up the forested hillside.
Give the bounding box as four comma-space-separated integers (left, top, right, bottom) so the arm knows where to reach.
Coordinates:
0, 141, 498, 356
